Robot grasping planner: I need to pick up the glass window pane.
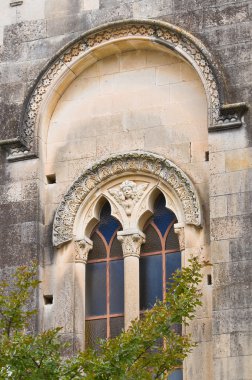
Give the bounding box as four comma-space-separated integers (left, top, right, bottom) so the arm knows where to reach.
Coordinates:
88, 232, 106, 260
86, 262, 106, 317
140, 255, 162, 311
110, 236, 123, 258
168, 368, 183, 380
165, 225, 180, 251
153, 194, 176, 236
98, 202, 121, 244
110, 260, 124, 314
142, 224, 162, 253
166, 252, 181, 285
85, 319, 107, 349
110, 317, 124, 339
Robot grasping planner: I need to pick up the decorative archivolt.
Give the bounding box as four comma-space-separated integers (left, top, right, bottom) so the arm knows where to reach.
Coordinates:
53, 151, 202, 247
6, 19, 248, 161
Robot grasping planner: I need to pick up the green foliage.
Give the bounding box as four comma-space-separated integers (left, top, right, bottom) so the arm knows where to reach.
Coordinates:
0, 264, 63, 379
62, 257, 203, 380
0, 258, 203, 380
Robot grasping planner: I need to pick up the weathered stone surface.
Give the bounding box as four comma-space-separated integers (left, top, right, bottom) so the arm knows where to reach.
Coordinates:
229, 234, 252, 262
45, 0, 82, 18
213, 308, 252, 335
214, 355, 252, 380
3, 20, 46, 45
230, 331, 252, 356
213, 283, 252, 310
210, 169, 252, 196
211, 215, 252, 240
227, 191, 252, 216
0, 1, 251, 377
46, 13, 91, 38
0, 102, 22, 140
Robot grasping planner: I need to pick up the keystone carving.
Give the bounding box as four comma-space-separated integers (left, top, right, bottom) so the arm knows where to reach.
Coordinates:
109, 180, 148, 216
74, 237, 93, 264
117, 231, 146, 258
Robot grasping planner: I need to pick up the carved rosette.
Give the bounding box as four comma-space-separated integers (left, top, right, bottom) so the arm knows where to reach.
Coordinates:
74, 237, 93, 264
53, 151, 202, 247
14, 20, 227, 160
117, 231, 146, 258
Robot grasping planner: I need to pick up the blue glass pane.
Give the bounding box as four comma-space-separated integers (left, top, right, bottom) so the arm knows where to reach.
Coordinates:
110, 236, 123, 257
98, 202, 121, 244
142, 224, 162, 253
110, 317, 124, 338
165, 225, 180, 250
166, 252, 181, 285
110, 260, 124, 314
168, 368, 183, 380
153, 194, 176, 236
85, 319, 107, 349
140, 255, 162, 310
88, 232, 106, 260
86, 262, 106, 317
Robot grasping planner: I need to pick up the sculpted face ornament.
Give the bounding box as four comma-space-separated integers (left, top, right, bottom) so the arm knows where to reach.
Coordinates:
109, 180, 148, 216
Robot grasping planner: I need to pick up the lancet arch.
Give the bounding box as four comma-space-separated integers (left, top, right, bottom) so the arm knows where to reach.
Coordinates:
53, 151, 202, 247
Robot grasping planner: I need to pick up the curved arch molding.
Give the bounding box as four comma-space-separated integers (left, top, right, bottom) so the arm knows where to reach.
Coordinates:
53, 151, 202, 247
3, 19, 248, 161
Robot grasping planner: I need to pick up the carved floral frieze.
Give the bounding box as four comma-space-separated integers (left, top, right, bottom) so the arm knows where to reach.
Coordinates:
53, 151, 202, 247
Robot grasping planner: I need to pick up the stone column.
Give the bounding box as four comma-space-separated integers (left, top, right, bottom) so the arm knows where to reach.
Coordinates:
117, 230, 145, 330
74, 237, 93, 350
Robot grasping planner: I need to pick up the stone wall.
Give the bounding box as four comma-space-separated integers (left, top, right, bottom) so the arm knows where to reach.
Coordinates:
0, 1, 251, 379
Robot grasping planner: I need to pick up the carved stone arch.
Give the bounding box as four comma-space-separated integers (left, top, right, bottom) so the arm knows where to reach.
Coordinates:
4, 19, 248, 161
53, 151, 203, 247
75, 193, 123, 240
137, 186, 181, 231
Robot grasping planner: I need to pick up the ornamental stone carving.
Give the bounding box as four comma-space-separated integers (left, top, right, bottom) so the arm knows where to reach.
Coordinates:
109, 181, 148, 216
53, 151, 202, 247
6, 19, 243, 161
74, 237, 93, 264
174, 224, 185, 251
117, 231, 146, 258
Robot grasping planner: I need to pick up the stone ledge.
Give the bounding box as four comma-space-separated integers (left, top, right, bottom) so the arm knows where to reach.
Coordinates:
210, 102, 249, 131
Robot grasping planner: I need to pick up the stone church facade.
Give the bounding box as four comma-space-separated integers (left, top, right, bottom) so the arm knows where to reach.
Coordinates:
0, 1, 251, 379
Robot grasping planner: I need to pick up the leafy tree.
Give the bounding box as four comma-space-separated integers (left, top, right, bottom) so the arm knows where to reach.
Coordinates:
0, 258, 203, 379
0, 264, 63, 379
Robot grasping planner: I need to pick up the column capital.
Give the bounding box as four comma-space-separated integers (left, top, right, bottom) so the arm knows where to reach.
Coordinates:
74, 237, 93, 264
117, 229, 145, 258
174, 223, 185, 251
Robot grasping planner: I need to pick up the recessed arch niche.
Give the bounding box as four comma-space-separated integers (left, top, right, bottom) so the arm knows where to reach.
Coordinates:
7, 18, 239, 161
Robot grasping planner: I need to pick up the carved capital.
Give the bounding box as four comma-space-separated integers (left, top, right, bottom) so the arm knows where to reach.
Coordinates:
117, 230, 145, 258
74, 237, 93, 264
174, 223, 185, 251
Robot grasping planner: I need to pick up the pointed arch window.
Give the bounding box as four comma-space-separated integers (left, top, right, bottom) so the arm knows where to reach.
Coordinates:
140, 193, 181, 311
85, 201, 124, 348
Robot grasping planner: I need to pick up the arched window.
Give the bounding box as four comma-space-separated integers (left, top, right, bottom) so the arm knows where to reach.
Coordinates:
140, 193, 182, 379
85, 201, 124, 348
140, 193, 181, 311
